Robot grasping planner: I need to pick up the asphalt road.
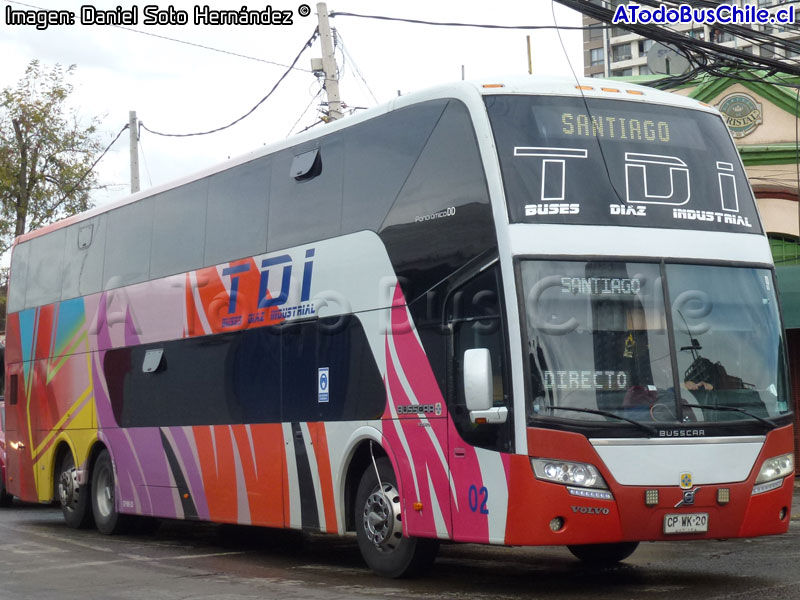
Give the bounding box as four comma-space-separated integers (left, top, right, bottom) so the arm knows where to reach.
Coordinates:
2, 489, 800, 600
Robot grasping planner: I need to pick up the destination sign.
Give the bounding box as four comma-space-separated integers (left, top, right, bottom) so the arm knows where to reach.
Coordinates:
561, 113, 671, 143
561, 276, 642, 296
485, 94, 763, 235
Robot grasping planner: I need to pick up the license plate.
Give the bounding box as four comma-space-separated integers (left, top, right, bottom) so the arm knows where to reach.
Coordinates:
663, 513, 709, 534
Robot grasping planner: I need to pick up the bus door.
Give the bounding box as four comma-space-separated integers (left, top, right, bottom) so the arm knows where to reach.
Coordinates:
3, 364, 33, 499
445, 263, 514, 542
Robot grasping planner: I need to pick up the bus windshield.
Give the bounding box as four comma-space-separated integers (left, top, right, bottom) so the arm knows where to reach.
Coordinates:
485, 95, 761, 234
522, 261, 790, 428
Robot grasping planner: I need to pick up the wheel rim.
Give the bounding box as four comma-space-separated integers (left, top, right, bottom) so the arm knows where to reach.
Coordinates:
58, 463, 79, 512
95, 464, 114, 519
362, 482, 402, 553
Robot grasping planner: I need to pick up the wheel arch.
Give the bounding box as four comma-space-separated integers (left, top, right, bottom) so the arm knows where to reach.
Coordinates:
50, 434, 106, 501
337, 426, 402, 533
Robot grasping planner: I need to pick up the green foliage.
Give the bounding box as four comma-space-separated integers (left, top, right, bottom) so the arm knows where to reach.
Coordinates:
0, 60, 103, 255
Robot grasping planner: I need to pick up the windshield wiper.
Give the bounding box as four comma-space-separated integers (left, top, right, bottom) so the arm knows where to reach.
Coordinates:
681, 403, 777, 430
542, 406, 657, 436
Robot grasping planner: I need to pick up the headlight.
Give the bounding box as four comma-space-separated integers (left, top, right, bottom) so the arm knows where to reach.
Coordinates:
531, 458, 608, 489
755, 453, 794, 484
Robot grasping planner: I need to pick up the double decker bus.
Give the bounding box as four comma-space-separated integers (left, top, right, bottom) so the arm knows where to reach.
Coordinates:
3, 76, 793, 577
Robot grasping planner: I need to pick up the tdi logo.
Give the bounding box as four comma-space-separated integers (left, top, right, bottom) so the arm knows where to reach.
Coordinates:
222, 248, 315, 314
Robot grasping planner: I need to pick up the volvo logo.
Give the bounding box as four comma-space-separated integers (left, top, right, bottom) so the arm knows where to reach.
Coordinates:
570, 506, 610, 515
675, 487, 701, 508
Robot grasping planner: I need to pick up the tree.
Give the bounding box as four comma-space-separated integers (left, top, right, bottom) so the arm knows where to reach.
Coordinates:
0, 60, 104, 255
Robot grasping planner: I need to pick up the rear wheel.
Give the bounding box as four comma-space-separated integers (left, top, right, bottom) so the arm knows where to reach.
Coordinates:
57, 451, 93, 529
355, 457, 438, 578
92, 449, 130, 535
567, 541, 639, 564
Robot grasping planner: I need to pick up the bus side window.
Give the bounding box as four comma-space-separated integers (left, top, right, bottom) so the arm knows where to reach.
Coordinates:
446, 265, 513, 452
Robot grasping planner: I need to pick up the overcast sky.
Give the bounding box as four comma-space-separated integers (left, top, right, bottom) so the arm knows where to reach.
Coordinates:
1, 0, 583, 208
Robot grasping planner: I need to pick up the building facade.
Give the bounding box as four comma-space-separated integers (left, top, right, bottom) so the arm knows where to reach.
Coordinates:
583, 0, 800, 78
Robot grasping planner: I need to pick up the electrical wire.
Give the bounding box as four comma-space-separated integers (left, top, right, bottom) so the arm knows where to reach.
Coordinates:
550, 0, 627, 208
337, 31, 379, 105
554, 0, 800, 78
286, 85, 325, 137
2, 0, 313, 72
329, 10, 610, 30
140, 28, 319, 138
138, 137, 153, 188
112, 24, 314, 72
795, 86, 799, 208
57, 123, 129, 203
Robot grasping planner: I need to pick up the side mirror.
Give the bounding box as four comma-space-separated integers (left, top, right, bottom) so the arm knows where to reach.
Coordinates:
463, 348, 508, 424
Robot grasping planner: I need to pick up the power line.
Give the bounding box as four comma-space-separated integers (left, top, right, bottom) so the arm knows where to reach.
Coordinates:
140, 28, 319, 138
112, 24, 314, 72
554, 0, 800, 78
138, 137, 153, 188
329, 10, 605, 30
337, 31, 379, 105
58, 123, 129, 203
3, 0, 312, 72
286, 84, 325, 137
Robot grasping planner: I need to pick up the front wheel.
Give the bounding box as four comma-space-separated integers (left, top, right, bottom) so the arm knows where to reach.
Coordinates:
57, 451, 93, 528
567, 541, 639, 564
355, 456, 439, 578
91, 449, 130, 535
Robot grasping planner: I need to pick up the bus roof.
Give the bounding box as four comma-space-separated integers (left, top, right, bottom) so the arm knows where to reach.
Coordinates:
15, 75, 716, 245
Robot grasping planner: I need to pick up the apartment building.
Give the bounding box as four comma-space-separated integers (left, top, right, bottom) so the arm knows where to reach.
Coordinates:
583, 0, 800, 78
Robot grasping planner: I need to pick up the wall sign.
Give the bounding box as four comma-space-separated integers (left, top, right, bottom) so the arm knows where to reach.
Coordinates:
716, 93, 763, 138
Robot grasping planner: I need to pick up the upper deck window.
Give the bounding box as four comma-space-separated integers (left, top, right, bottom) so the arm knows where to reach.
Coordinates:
485, 95, 761, 234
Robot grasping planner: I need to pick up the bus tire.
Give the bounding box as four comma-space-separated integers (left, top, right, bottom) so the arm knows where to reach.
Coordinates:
91, 449, 130, 535
355, 457, 439, 578
567, 541, 639, 564
57, 451, 93, 529
0, 476, 12, 507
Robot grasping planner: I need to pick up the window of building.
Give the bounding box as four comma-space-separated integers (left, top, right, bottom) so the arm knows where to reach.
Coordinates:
590, 48, 605, 66
761, 44, 775, 58
712, 29, 735, 43
770, 234, 800, 265
611, 26, 628, 38
612, 43, 632, 62
638, 39, 654, 54
638, 64, 651, 75
689, 28, 705, 40
587, 24, 604, 41
611, 68, 633, 76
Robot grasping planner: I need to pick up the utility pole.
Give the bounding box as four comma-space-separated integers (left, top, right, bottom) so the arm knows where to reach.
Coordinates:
526, 36, 533, 75
129, 111, 140, 194
316, 2, 343, 121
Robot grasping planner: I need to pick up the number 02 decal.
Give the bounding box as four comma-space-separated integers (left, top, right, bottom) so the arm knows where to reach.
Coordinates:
468, 485, 489, 514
